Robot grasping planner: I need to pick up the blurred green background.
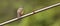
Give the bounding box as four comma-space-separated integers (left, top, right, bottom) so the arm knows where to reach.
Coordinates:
0, 0, 60, 26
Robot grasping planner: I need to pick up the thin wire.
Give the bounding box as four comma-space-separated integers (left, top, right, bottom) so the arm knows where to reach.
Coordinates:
0, 2, 60, 25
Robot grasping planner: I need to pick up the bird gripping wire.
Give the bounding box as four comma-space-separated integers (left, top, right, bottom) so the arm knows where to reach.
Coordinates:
0, 2, 60, 26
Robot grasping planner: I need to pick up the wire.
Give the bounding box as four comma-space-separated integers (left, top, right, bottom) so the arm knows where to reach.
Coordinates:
0, 2, 60, 26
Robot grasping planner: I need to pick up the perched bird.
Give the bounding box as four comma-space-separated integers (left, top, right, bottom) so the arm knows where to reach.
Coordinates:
17, 7, 23, 17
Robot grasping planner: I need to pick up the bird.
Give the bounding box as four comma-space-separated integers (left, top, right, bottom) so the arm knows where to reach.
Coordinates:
17, 6, 23, 17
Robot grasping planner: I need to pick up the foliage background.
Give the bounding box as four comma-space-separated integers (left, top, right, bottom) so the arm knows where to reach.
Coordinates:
0, 0, 60, 26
